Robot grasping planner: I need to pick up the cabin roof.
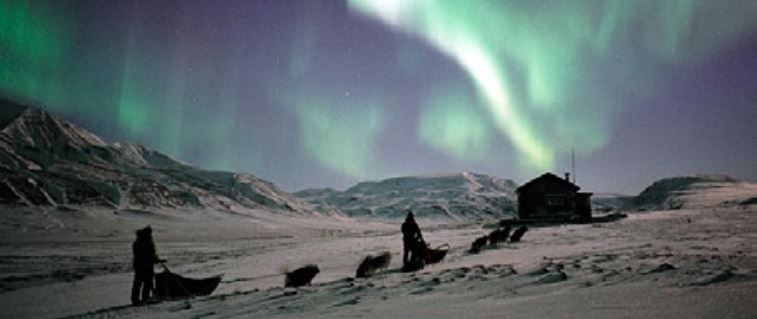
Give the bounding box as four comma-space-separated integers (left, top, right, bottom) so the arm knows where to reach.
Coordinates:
517, 172, 580, 193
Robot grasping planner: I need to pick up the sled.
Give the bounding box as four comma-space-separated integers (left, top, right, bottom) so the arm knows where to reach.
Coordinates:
154, 264, 222, 299
423, 243, 450, 265
402, 242, 450, 272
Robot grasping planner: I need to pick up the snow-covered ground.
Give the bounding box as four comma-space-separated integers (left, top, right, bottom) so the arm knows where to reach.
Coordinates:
1, 202, 756, 319
1, 104, 755, 318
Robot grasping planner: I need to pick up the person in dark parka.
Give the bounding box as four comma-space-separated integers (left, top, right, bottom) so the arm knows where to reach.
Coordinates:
401, 210, 424, 267
131, 226, 164, 305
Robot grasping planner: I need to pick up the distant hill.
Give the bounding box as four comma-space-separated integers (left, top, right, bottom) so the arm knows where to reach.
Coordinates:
0, 98, 313, 214
295, 172, 518, 220
591, 193, 633, 213
626, 175, 757, 211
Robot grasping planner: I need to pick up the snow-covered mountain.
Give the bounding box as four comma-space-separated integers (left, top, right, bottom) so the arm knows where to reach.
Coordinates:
295, 172, 518, 220
0, 99, 312, 214
591, 193, 633, 213
627, 175, 757, 211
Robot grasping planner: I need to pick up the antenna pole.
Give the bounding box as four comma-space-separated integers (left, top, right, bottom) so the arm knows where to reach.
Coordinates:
571, 147, 575, 184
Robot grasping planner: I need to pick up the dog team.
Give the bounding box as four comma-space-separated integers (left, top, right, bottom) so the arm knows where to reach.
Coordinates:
283, 211, 529, 288
132, 209, 531, 302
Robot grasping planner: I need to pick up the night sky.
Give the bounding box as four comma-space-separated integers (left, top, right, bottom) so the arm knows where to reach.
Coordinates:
2, 0, 756, 194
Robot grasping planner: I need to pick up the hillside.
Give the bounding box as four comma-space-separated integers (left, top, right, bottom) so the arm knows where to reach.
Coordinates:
591, 193, 633, 213
627, 175, 757, 211
0, 98, 312, 214
295, 172, 518, 220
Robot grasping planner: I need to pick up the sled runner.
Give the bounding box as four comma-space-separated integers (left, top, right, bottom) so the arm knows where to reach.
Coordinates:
423, 243, 450, 265
154, 263, 222, 299
402, 241, 450, 272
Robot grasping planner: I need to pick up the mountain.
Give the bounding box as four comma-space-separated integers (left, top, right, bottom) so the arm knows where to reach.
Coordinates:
626, 175, 757, 211
295, 172, 518, 220
591, 193, 633, 213
0, 98, 312, 214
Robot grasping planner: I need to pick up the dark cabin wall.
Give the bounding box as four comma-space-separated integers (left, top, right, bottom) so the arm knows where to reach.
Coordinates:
518, 191, 575, 219
516, 174, 590, 221
575, 193, 592, 222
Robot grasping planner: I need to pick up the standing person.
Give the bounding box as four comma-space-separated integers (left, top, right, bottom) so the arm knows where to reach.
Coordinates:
401, 210, 424, 267
131, 226, 164, 305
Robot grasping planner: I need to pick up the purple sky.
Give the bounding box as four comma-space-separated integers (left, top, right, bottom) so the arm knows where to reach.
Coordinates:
1, 0, 756, 194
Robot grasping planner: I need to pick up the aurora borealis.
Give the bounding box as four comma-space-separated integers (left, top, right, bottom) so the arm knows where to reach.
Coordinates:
1, 0, 756, 193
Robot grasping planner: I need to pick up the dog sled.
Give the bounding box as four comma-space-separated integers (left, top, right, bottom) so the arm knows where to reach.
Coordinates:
154, 263, 222, 300
402, 241, 450, 272
423, 243, 450, 264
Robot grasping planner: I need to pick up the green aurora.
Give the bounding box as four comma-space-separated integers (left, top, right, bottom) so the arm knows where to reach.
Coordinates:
1, 0, 756, 192
348, 0, 757, 170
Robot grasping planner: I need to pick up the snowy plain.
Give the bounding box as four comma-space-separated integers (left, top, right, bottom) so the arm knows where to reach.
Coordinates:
1, 201, 756, 319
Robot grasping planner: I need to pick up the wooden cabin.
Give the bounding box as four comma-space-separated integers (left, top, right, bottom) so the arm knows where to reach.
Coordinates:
516, 173, 592, 223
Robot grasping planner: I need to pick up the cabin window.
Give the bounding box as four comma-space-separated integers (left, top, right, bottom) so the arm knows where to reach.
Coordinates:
546, 195, 565, 206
